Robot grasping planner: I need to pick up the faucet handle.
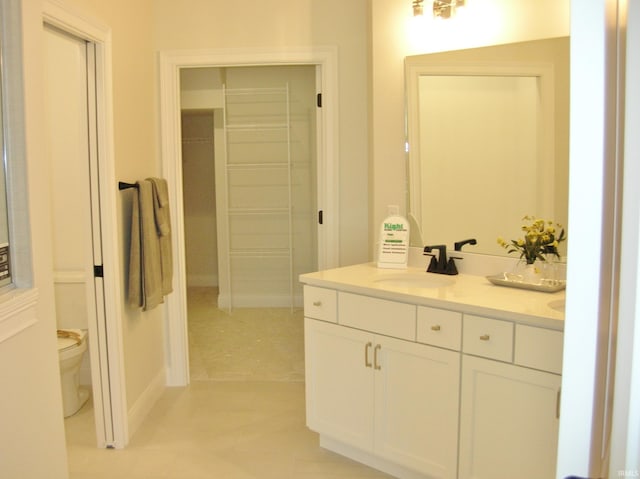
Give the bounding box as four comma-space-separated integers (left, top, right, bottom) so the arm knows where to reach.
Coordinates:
445, 256, 462, 275
424, 254, 438, 273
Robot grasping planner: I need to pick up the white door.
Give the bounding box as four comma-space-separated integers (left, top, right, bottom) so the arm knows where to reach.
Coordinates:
304, 318, 375, 451
43, 24, 115, 447
459, 355, 561, 479
374, 336, 460, 478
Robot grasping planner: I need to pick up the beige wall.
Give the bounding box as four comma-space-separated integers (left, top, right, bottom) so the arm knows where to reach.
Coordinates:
0, 2, 572, 477
153, 0, 370, 266
0, 0, 164, 464
0, 0, 69, 477
370, 0, 570, 257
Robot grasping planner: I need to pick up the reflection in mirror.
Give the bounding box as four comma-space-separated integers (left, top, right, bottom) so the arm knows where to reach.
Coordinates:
405, 37, 569, 257
0, 39, 12, 287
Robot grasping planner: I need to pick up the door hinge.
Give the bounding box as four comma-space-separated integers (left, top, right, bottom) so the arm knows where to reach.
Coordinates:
318, 210, 323, 225
317, 93, 322, 108
94, 265, 104, 278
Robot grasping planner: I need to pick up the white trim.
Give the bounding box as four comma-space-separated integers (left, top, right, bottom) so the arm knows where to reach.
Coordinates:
186, 273, 218, 288
0, 0, 37, 342
126, 367, 165, 440
42, 0, 128, 449
159, 46, 340, 386
557, 0, 621, 475
0, 288, 39, 343
217, 292, 303, 309
609, 0, 640, 474
53, 270, 87, 284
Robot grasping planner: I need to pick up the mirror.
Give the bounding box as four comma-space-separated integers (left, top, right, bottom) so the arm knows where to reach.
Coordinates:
405, 37, 569, 257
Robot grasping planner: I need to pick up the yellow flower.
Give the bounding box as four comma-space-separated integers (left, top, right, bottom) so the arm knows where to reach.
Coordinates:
498, 215, 567, 264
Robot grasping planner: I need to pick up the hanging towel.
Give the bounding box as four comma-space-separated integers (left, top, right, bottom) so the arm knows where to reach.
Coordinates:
128, 180, 164, 311
147, 177, 173, 295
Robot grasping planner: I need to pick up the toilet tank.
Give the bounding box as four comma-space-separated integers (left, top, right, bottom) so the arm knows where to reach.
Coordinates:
54, 271, 90, 330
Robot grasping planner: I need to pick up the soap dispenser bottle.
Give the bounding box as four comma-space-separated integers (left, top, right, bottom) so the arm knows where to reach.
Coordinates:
377, 205, 410, 269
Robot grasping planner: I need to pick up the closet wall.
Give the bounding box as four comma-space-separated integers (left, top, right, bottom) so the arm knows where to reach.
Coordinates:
181, 65, 317, 308
182, 111, 218, 287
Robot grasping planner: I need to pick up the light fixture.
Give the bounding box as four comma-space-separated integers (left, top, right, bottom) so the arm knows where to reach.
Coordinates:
412, 0, 466, 18
412, 0, 424, 16
432, 0, 466, 19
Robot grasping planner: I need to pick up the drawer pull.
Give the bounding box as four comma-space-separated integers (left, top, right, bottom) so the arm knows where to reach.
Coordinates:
313, 300, 322, 306
479, 334, 490, 341
431, 325, 441, 331
374, 344, 382, 370
556, 387, 561, 419
365, 342, 373, 368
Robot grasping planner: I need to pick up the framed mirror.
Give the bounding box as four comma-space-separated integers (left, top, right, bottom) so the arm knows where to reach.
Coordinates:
405, 37, 569, 257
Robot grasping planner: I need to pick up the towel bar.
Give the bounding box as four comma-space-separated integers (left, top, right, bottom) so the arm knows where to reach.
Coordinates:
118, 181, 138, 190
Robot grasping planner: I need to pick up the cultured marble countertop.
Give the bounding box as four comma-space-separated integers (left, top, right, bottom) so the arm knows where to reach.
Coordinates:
299, 263, 565, 330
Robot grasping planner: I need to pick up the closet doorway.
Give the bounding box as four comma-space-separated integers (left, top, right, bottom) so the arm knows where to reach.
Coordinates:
159, 47, 339, 385
180, 65, 318, 380
181, 65, 317, 309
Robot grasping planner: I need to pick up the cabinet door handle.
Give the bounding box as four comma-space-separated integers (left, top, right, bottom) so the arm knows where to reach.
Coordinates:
556, 387, 561, 419
312, 300, 322, 306
479, 334, 490, 341
374, 344, 382, 370
431, 325, 441, 331
365, 342, 373, 368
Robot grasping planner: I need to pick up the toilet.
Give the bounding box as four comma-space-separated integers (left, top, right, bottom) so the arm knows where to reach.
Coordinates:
57, 329, 89, 417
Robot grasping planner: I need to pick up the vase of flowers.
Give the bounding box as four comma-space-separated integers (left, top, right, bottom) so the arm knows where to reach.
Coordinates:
497, 215, 566, 283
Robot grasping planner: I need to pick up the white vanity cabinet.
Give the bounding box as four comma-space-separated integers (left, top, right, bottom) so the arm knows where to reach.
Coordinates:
301, 272, 564, 479
458, 317, 563, 479
304, 288, 460, 479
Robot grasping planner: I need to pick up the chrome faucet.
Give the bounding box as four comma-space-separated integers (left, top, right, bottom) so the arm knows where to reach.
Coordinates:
423, 244, 461, 275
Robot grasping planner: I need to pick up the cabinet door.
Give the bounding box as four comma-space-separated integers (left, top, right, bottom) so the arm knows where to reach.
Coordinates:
304, 318, 375, 452
375, 336, 460, 479
459, 355, 561, 479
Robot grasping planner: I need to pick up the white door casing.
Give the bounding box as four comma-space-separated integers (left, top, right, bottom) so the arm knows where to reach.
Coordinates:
159, 47, 340, 386
43, 0, 128, 449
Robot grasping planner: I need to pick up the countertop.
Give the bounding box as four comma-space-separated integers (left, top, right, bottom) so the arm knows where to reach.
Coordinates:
299, 263, 565, 330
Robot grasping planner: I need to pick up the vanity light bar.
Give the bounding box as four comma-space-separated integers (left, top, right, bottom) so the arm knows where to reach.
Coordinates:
413, 0, 466, 18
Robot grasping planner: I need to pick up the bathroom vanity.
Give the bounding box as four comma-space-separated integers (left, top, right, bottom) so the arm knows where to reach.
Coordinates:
300, 262, 564, 479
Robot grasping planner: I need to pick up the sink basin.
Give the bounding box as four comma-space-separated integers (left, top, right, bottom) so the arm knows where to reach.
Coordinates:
373, 273, 455, 289
547, 299, 565, 312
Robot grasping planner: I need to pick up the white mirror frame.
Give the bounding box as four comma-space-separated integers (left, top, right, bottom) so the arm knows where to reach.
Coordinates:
405, 61, 556, 255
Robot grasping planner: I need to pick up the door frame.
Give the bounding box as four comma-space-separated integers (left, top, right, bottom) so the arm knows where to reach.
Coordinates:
159, 47, 340, 386
43, 1, 129, 448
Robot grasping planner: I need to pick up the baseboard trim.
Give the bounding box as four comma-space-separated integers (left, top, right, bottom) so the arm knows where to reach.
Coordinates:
187, 273, 218, 287
127, 368, 165, 439
217, 293, 303, 309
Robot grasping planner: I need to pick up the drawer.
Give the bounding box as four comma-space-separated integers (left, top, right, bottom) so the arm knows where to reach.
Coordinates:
515, 325, 563, 374
338, 292, 416, 340
463, 315, 514, 362
417, 306, 462, 351
304, 285, 337, 323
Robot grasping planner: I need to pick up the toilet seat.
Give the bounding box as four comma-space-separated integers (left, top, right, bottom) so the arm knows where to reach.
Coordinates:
57, 329, 87, 352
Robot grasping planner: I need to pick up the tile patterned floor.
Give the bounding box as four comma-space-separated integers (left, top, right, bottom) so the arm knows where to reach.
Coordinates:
64, 288, 393, 479
187, 287, 305, 382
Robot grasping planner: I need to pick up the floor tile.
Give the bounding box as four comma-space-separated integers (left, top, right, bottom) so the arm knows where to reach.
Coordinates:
65, 289, 394, 479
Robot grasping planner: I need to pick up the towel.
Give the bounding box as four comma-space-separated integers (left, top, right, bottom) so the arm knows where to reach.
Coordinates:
147, 177, 173, 295
128, 180, 164, 311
